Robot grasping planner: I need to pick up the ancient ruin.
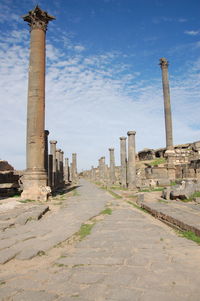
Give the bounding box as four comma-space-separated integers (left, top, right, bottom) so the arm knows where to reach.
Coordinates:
21, 6, 55, 201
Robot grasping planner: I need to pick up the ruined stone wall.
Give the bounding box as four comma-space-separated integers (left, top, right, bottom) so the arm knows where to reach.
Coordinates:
0, 161, 20, 197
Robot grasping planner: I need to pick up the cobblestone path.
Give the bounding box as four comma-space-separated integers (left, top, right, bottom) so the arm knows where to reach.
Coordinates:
0, 179, 200, 300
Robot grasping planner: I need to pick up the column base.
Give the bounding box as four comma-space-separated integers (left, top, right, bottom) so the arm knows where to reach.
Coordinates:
21, 170, 51, 202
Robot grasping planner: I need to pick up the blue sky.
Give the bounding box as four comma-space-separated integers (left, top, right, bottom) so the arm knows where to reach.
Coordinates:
0, 0, 200, 171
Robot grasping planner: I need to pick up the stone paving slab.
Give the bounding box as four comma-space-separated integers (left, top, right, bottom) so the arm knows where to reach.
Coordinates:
1, 180, 200, 300
0, 179, 112, 263
135, 192, 200, 236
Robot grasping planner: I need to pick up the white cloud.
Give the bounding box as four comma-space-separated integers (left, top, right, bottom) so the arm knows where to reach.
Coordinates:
0, 18, 200, 171
184, 30, 200, 36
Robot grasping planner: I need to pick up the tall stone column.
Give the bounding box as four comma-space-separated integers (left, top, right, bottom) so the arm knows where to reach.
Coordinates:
64, 158, 69, 184
50, 140, 57, 190
120, 137, 127, 188
159, 58, 173, 150
127, 131, 136, 189
21, 6, 55, 201
109, 148, 116, 185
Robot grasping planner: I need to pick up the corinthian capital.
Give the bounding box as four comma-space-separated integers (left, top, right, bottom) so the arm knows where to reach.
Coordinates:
22, 5, 55, 32
159, 57, 169, 69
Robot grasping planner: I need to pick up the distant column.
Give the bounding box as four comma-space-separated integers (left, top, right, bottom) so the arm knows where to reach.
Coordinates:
60, 150, 64, 187
109, 148, 116, 185
72, 153, 77, 184
21, 6, 55, 201
44, 130, 49, 176
56, 149, 61, 187
120, 137, 127, 188
160, 58, 173, 150
50, 140, 57, 190
64, 158, 69, 183
127, 131, 136, 189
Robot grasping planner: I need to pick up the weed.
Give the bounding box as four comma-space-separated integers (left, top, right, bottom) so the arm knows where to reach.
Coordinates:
37, 250, 46, 256
110, 186, 128, 191
56, 263, 65, 267
139, 187, 164, 193
177, 230, 200, 245
127, 195, 136, 199
100, 208, 112, 215
160, 237, 164, 241
19, 199, 35, 203
170, 181, 177, 186
77, 223, 95, 240
72, 264, 84, 268
0, 281, 6, 285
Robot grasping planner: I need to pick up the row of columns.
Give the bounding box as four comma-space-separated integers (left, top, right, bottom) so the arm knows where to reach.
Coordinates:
85, 131, 137, 189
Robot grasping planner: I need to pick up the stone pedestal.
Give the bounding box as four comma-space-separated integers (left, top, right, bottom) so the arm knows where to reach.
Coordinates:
165, 149, 176, 180
109, 148, 116, 185
127, 131, 136, 189
120, 137, 127, 188
21, 6, 55, 201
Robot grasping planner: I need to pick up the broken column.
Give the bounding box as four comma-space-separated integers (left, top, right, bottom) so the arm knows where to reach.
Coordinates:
56, 149, 61, 188
160, 58, 176, 179
109, 148, 116, 185
50, 140, 57, 190
120, 137, 127, 188
127, 131, 136, 189
21, 6, 55, 201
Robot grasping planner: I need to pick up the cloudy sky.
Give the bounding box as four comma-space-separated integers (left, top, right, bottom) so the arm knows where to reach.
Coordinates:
0, 0, 200, 171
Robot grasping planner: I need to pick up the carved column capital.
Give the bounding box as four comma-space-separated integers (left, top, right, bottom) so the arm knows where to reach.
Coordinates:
159, 57, 169, 69
22, 5, 55, 32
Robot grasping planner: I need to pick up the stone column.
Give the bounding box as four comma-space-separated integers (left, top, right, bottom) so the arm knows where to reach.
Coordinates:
44, 130, 49, 176
120, 137, 127, 188
60, 150, 64, 187
21, 6, 55, 201
48, 153, 53, 189
109, 148, 116, 185
127, 131, 136, 189
64, 158, 69, 184
50, 140, 57, 190
56, 149, 61, 188
159, 58, 173, 150
72, 153, 77, 184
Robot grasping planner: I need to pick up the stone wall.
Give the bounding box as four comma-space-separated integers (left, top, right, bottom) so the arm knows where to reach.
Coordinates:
0, 161, 20, 197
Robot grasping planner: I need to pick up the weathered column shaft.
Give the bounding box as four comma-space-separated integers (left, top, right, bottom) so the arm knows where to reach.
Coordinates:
64, 158, 69, 183
60, 150, 64, 186
127, 131, 136, 189
72, 153, 77, 184
44, 130, 49, 176
50, 140, 57, 190
109, 148, 116, 185
160, 58, 173, 150
120, 137, 127, 187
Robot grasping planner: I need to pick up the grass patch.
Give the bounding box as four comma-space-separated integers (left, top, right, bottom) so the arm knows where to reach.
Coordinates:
177, 230, 200, 245
150, 158, 166, 166
100, 208, 112, 215
19, 199, 35, 203
77, 223, 95, 240
127, 195, 136, 199
139, 187, 164, 193
127, 201, 148, 213
107, 190, 122, 199
11, 194, 21, 198
110, 186, 128, 191
170, 181, 177, 186
158, 199, 168, 204
73, 189, 80, 196
0, 281, 6, 285
37, 250, 46, 256
95, 182, 101, 186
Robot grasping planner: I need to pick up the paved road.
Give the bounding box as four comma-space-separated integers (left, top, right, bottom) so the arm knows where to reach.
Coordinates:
0, 179, 200, 300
